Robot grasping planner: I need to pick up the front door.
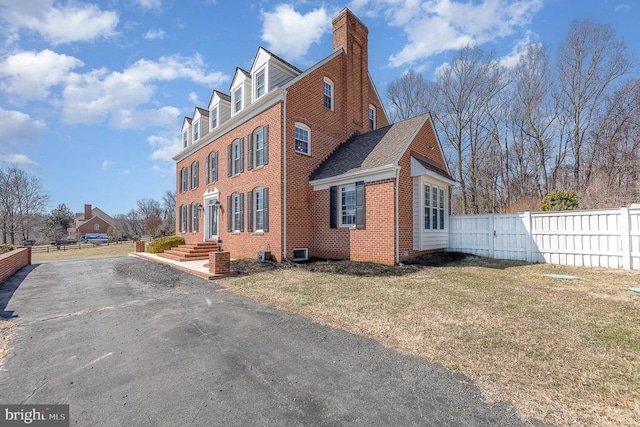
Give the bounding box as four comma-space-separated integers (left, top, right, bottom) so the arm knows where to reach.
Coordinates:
206, 197, 219, 241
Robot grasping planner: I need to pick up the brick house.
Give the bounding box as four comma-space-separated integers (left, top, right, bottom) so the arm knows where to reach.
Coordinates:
68, 204, 114, 240
172, 8, 454, 265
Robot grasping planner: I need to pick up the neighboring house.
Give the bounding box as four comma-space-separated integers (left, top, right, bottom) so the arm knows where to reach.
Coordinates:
68, 204, 114, 240
173, 8, 454, 265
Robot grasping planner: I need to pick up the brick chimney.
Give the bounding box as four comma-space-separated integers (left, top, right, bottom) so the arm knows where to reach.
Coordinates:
84, 204, 92, 220
333, 8, 369, 135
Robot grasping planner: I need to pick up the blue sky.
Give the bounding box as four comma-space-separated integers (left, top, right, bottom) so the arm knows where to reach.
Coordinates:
0, 0, 637, 216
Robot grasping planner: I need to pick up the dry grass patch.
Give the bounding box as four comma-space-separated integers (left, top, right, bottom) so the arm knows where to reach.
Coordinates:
0, 319, 14, 365
221, 257, 640, 426
32, 243, 134, 262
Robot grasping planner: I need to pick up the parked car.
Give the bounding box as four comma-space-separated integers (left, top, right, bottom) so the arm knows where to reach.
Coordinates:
50, 238, 76, 245
21, 239, 35, 246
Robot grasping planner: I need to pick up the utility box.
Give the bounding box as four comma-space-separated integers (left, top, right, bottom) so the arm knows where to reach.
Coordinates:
257, 250, 271, 262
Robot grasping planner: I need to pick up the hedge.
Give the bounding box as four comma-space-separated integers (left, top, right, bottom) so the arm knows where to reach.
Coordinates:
146, 236, 185, 254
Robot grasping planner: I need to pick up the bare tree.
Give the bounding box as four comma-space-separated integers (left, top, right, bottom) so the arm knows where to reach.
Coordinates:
136, 198, 162, 236
0, 166, 49, 244
555, 20, 632, 190
162, 190, 176, 235
385, 70, 431, 122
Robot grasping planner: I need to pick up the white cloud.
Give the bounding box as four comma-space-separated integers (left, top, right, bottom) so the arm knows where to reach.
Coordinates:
0, 107, 46, 144
148, 134, 181, 162
144, 29, 166, 40
0, 49, 83, 100
615, 3, 632, 12
122, 169, 130, 175
102, 160, 113, 170
0, 0, 119, 45
151, 164, 173, 176
0, 153, 38, 167
499, 32, 538, 69
261, 5, 332, 63
352, 0, 543, 68
136, 0, 163, 10
61, 55, 226, 127
188, 92, 200, 104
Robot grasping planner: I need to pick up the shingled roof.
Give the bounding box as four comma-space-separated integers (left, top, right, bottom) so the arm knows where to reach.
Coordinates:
310, 113, 434, 181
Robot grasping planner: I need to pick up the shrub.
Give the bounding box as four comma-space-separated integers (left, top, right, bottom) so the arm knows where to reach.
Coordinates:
0, 244, 15, 254
146, 236, 185, 254
541, 189, 579, 211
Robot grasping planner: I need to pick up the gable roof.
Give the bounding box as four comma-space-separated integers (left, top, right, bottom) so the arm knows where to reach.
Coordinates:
251, 46, 303, 75
310, 113, 430, 181
411, 151, 455, 182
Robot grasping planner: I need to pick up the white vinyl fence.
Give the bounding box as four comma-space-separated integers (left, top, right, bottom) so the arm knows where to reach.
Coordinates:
448, 207, 640, 269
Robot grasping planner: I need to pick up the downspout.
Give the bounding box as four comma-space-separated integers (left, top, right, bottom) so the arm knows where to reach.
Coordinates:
282, 92, 288, 261
395, 167, 400, 265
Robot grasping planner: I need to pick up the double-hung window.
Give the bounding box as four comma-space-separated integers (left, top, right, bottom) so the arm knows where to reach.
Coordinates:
210, 107, 218, 130
330, 181, 365, 229
340, 184, 356, 227
227, 138, 244, 176
207, 151, 218, 183
191, 161, 199, 189
193, 121, 199, 141
294, 123, 310, 155
248, 126, 268, 169
227, 192, 244, 232
255, 69, 266, 99
182, 130, 188, 148
180, 167, 188, 193
191, 202, 199, 232
233, 87, 242, 114
247, 187, 269, 232
424, 184, 446, 230
323, 78, 334, 110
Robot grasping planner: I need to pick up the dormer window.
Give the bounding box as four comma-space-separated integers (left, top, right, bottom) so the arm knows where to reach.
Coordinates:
233, 87, 243, 114
255, 69, 266, 99
323, 78, 334, 110
182, 130, 188, 148
210, 106, 218, 130
193, 121, 200, 141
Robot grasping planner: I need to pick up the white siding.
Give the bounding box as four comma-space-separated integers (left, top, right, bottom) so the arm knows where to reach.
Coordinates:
448, 208, 640, 270
270, 63, 296, 89
413, 176, 450, 251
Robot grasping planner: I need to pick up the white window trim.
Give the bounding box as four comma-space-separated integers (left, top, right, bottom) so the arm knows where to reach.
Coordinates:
232, 86, 243, 115
323, 77, 334, 111
191, 161, 199, 189
193, 121, 200, 141
253, 187, 265, 232
339, 184, 356, 228
292, 248, 308, 261
180, 205, 187, 233
423, 182, 447, 231
294, 122, 311, 156
210, 106, 218, 131
191, 202, 199, 233
182, 130, 188, 148
253, 66, 267, 102
368, 104, 376, 130
232, 192, 242, 232
233, 139, 242, 175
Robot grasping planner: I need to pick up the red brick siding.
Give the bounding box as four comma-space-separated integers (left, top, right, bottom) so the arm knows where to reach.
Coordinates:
175, 103, 284, 261
0, 247, 30, 284
76, 217, 111, 235
398, 117, 449, 261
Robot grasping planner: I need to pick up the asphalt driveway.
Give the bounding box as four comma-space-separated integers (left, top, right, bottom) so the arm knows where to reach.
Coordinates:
0, 257, 538, 426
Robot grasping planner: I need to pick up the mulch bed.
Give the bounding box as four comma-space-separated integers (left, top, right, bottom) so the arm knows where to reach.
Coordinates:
230, 252, 471, 277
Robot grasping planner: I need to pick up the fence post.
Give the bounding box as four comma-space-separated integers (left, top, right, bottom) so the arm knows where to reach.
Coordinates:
621, 207, 631, 270
523, 211, 532, 263
487, 213, 494, 258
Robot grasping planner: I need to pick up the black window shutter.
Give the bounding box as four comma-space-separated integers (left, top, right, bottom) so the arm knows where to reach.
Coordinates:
330, 186, 337, 228
239, 138, 244, 173
263, 125, 269, 165
227, 144, 232, 176
246, 190, 253, 232
356, 181, 365, 229
239, 192, 244, 231
263, 187, 269, 231
205, 154, 210, 184
213, 151, 218, 182
187, 204, 192, 232
247, 133, 253, 170
227, 195, 232, 232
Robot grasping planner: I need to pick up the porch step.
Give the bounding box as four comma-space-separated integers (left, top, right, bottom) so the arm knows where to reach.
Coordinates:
157, 242, 218, 262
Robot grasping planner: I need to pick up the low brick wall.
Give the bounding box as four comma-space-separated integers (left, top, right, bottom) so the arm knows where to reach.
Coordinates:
134, 241, 145, 252
0, 247, 31, 284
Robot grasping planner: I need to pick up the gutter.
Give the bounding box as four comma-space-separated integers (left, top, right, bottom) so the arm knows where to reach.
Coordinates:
282, 92, 288, 261
395, 168, 400, 265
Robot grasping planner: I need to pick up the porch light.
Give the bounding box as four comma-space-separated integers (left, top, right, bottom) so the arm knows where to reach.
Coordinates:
217, 239, 223, 252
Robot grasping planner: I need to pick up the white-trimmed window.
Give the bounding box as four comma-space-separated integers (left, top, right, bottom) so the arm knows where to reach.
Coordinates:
233, 140, 242, 174
294, 123, 310, 155
210, 107, 218, 130
227, 192, 244, 232
182, 130, 188, 148
247, 187, 269, 232
180, 205, 187, 233
180, 167, 188, 193
191, 202, 199, 232
233, 87, 243, 114
323, 78, 334, 110
368, 105, 376, 130
424, 184, 446, 230
340, 184, 356, 227
191, 161, 199, 189
249, 126, 268, 169
193, 121, 200, 141
255, 68, 266, 100
227, 138, 244, 176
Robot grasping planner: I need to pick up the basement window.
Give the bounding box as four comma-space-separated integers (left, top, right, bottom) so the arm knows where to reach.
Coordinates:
292, 248, 308, 261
